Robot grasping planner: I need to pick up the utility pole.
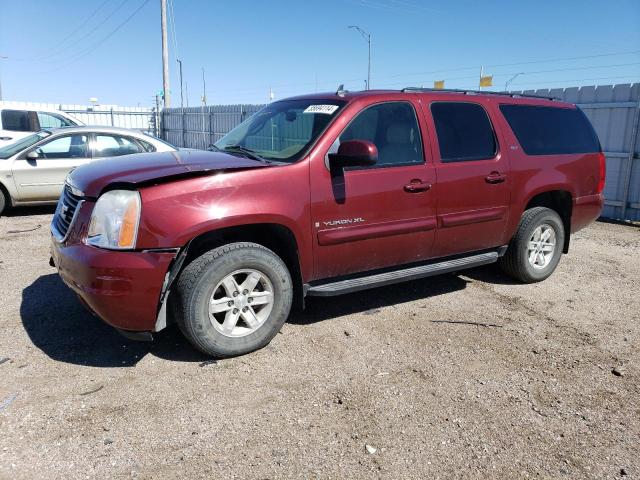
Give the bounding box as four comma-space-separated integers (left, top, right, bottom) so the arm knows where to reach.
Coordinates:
185, 81, 189, 107
177, 58, 184, 108
479, 66, 483, 90
160, 0, 170, 108
201, 67, 206, 136
154, 94, 162, 137
348, 26, 371, 90
0, 56, 7, 102
201, 67, 207, 105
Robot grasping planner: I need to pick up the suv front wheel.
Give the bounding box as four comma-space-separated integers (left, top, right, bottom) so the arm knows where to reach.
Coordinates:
498, 207, 565, 283
173, 242, 293, 357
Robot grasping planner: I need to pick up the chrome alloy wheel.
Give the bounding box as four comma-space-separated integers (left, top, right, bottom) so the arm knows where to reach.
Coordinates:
208, 269, 274, 337
527, 224, 556, 270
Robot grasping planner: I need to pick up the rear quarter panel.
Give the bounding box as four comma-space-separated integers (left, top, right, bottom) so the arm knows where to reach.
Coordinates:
492, 100, 603, 237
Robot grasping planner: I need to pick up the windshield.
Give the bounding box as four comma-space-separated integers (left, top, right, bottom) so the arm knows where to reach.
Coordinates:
214, 99, 346, 163
0, 131, 51, 159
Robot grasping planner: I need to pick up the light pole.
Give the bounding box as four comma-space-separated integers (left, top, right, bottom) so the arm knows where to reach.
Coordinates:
160, 0, 170, 108
505, 72, 525, 91
348, 26, 371, 90
177, 58, 184, 109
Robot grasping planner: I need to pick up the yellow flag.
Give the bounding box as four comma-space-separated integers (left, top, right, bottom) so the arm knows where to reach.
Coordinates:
479, 75, 493, 87
434, 80, 445, 89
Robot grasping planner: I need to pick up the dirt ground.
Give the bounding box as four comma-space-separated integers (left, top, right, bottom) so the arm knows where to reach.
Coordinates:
0, 207, 638, 479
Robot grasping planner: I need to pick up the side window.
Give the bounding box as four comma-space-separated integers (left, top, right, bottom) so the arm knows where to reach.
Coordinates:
34, 135, 88, 159
499, 104, 600, 155
137, 139, 156, 152
431, 102, 497, 162
1, 110, 36, 132
93, 135, 144, 158
338, 102, 424, 167
37, 112, 73, 128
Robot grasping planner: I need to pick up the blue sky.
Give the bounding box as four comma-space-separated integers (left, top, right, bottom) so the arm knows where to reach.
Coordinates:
1, 0, 639, 106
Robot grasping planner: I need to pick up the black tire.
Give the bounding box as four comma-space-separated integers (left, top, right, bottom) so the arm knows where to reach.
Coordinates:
498, 207, 565, 283
0, 188, 7, 216
173, 242, 293, 358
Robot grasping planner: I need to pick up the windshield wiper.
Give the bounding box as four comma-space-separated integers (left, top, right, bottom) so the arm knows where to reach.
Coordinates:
222, 144, 272, 163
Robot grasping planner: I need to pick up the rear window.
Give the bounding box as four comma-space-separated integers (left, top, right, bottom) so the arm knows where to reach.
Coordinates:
431, 102, 497, 162
1, 110, 35, 132
499, 104, 600, 155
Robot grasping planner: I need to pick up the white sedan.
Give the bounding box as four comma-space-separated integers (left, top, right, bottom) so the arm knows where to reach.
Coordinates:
0, 126, 177, 214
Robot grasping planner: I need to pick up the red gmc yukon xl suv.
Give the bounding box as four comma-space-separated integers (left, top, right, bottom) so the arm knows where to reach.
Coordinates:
50, 88, 605, 357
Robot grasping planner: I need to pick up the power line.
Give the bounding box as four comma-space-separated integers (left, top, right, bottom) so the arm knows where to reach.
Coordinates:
36, 0, 152, 74
168, 0, 179, 59
29, 0, 113, 61
34, 0, 130, 63
379, 62, 640, 89
202, 50, 640, 96
376, 49, 640, 80
508, 75, 640, 88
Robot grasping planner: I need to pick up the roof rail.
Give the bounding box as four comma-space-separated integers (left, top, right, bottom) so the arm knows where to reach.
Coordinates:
400, 87, 557, 101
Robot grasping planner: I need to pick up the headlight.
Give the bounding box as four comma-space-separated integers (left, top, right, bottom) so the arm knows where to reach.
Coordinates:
86, 190, 141, 250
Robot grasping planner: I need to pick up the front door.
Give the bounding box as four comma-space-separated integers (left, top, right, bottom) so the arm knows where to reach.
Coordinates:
12, 133, 90, 201
310, 100, 437, 280
422, 100, 511, 257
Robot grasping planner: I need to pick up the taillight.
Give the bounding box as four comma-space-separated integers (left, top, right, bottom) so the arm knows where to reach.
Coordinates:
596, 152, 606, 194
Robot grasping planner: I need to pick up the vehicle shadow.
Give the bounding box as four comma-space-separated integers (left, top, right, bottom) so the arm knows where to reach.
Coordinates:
290, 271, 471, 325
20, 274, 207, 368
2, 205, 57, 217
462, 262, 522, 286
22, 265, 501, 367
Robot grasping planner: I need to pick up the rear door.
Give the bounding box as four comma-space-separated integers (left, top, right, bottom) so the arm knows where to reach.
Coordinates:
12, 133, 91, 201
310, 99, 438, 279
421, 100, 511, 257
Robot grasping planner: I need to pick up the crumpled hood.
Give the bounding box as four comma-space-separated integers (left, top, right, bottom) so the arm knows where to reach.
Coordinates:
69, 149, 269, 197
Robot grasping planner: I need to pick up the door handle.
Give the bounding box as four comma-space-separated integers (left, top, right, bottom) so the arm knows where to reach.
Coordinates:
404, 179, 432, 193
485, 172, 507, 184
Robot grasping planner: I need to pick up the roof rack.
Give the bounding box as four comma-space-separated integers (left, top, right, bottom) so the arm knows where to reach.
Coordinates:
400, 87, 557, 101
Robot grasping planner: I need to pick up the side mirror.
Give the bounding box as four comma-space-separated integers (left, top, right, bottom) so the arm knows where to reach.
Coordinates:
26, 150, 39, 161
328, 139, 378, 169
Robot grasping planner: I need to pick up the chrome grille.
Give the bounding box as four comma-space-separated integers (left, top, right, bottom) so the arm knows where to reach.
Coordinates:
52, 185, 83, 241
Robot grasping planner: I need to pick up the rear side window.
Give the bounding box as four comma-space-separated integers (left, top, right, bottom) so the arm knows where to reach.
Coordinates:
499, 105, 600, 155
93, 135, 144, 158
431, 102, 497, 162
37, 112, 75, 128
1, 110, 36, 132
138, 139, 156, 152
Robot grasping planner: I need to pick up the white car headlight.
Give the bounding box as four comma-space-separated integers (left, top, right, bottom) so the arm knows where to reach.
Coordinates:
86, 190, 141, 250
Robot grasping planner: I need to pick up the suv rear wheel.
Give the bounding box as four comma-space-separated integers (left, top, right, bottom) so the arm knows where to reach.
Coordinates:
498, 207, 565, 283
173, 242, 293, 357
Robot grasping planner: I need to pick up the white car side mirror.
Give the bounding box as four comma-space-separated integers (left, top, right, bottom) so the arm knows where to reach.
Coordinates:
26, 151, 39, 161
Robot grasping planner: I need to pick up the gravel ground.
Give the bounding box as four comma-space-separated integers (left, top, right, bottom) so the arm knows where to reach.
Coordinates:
0, 208, 638, 479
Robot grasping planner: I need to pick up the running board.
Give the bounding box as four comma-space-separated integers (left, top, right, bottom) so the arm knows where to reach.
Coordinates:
306, 251, 499, 297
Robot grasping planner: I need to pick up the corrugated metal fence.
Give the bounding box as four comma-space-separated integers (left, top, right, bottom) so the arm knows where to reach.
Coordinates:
161, 83, 640, 221
162, 104, 265, 150
516, 84, 640, 221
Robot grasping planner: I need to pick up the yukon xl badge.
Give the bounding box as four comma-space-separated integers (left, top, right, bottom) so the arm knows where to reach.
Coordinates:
321, 217, 365, 227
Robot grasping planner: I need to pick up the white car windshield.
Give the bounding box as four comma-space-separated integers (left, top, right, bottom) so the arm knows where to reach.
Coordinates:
0, 131, 51, 159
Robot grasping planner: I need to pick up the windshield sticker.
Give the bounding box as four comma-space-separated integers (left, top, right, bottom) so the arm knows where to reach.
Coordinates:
303, 105, 339, 115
